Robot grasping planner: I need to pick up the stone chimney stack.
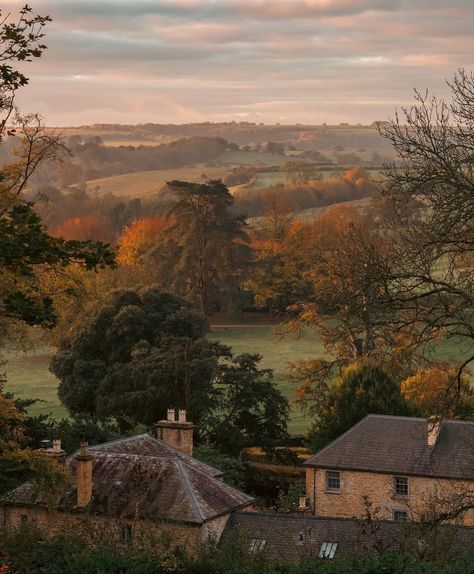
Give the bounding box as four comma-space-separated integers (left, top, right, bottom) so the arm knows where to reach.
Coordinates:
75, 442, 93, 508
156, 408, 194, 457
427, 416, 441, 447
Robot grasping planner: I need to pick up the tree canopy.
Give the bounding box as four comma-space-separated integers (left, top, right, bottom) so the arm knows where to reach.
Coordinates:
307, 362, 411, 451
153, 180, 250, 316
51, 286, 289, 453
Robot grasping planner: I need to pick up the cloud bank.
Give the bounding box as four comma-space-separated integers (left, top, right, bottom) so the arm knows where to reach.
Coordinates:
9, 0, 474, 125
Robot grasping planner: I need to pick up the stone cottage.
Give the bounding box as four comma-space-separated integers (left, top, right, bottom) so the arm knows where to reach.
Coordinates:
304, 414, 474, 524
0, 409, 254, 553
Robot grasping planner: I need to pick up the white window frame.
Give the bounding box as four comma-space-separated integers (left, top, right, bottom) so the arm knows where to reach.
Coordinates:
319, 541, 338, 559
249, 538, 266, 554
325, 470, 341, 492
393, 476, 409, 497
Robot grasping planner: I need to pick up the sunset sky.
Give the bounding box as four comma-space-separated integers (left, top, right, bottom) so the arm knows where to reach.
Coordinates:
9, 0, 474, 126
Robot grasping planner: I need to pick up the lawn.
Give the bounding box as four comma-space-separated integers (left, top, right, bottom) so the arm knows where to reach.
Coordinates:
3, 326, 325, 435
4, 326, 474, 437
4, 345, 67, 420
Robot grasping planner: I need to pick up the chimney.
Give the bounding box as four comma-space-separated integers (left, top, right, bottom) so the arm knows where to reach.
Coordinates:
156, 408, 194, 457
38, 439, 66, 462
298, 496, 310, 513
75, 442, 93, 508
427, 416, 441, 447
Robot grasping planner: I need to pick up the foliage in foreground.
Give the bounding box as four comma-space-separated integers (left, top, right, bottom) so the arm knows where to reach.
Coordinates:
2, 526, 474, 574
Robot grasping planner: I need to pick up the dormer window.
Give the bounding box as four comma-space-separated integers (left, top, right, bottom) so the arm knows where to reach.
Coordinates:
249, 538, 266, 554
319, 541, 338, 558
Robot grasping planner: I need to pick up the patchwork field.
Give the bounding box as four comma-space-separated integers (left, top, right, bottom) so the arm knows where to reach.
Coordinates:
4, 325, 472, 436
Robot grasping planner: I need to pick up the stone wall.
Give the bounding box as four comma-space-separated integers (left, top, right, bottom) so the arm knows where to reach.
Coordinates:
0, 505, 230, 555
306, 468, 474, 525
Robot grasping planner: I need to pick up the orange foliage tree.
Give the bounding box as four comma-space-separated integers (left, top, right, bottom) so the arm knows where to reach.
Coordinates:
50, 215, 117, 244
401, 366, 474, 419
117, 216, 169, 266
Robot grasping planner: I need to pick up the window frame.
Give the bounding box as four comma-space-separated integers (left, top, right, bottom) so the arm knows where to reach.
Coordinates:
393, 509, 409, 522
119, 524, 133, 545
325, 470, 341, 493
249, 538, 267, 554
319, 541, 338, 559
393, 476, 409, 498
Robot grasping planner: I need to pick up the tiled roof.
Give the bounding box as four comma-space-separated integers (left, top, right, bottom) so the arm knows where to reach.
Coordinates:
305, 415, 474, 480
221, 511, 474, 564
2, 434, 253, 524
86, 433, 223, 478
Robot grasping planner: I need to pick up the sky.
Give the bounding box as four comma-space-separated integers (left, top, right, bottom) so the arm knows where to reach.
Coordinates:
8, 0, 474, 126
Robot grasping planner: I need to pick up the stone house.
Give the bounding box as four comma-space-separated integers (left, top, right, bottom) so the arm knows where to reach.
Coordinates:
0, 409, 254, 554
304, 414, 474, 525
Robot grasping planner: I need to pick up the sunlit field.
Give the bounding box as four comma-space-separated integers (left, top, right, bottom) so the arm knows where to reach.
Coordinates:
4, 325, 472, 436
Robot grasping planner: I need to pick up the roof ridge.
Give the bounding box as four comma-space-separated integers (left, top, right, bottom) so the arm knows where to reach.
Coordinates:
181, 458, 254, 503
305, 414, 372, 466
366, 414, 474, 425
175, 459, 206, 524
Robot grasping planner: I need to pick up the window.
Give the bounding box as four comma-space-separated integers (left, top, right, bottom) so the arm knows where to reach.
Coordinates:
20, 515, 28, 525
119, 524, 133, 545
326, 471, 341, 492
393, 510, 408, 522
319, 542, 338, 559
249, 539, 266, 554
393, 476, 409, 497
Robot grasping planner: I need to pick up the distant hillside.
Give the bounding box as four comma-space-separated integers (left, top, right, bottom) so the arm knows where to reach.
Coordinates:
58, 122, 395, 154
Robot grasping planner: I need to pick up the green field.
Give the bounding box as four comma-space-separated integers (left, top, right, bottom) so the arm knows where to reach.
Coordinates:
4, 326, 325, 435
4, 345, 67, 420
4, 326, 473, 436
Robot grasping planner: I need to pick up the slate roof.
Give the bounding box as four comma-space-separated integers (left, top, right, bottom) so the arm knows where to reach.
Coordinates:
86, 433, 223, 479
2, 434, 253, 525
305, 415, 474, 480
221, 511, 474, 564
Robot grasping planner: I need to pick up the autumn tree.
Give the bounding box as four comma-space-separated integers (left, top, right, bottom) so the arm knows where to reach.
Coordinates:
377, 69, 474, 401
244, 222, 314, 314
0, 6, 114, 330
154, 180, 250, 316
117, 216, 169, 266
284, 205, 419, 413
401, 366, 474, 419
0, 5, 113, 501
50, 215, 117, 244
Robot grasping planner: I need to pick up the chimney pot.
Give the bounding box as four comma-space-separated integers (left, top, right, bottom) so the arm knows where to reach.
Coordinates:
52, 439, 62, 453
156, 410, 195, 457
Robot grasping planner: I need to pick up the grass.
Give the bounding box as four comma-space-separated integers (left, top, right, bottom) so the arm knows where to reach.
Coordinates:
2, 326, 324, 435
86, 164, 234, 198
209, 326, 326, 434
4, 326, 474, 437
3, 345, 67, 420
